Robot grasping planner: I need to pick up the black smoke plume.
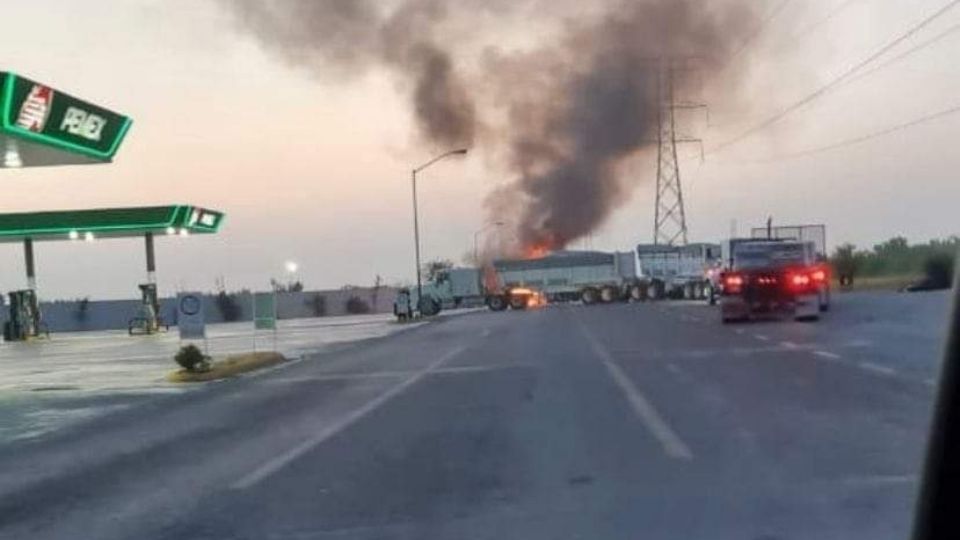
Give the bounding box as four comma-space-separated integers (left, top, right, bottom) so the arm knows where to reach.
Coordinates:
221, 0, 758, 253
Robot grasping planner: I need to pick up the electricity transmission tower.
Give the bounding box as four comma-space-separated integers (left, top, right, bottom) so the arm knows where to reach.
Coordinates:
653, 59, 704, 246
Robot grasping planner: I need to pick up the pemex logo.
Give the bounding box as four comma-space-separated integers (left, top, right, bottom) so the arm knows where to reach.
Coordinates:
15, 84, 54, 132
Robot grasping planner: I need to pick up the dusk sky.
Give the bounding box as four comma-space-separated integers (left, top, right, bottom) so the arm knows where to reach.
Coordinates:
3, 0, 960, 300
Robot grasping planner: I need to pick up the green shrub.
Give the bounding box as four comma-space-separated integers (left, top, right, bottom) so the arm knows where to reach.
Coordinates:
175, 344, 210, 372
924, 253, 955, 289
345, 296, 371, 314
215, 291, 242, 322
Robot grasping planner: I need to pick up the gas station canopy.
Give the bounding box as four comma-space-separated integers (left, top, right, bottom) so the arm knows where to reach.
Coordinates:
1, 71, 132, 168
0, 205, 225, 243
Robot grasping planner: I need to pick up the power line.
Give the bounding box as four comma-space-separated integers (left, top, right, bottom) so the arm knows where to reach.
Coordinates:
709, 0, 960, 155
791, 0, 864, 42
842, 20, 960, 87
727, 0, 794, 62
759, 103, 960, 161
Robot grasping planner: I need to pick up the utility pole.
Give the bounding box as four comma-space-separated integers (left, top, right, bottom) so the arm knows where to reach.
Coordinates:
653, 58, 704, 246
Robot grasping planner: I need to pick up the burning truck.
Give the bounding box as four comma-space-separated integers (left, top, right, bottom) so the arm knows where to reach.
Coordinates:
398, 250, 643, 317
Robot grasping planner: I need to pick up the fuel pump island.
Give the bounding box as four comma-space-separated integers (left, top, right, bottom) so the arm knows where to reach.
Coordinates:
0, 71, 224, 340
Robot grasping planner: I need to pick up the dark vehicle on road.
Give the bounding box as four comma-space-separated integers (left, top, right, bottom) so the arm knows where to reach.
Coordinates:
720, 240, 831, 323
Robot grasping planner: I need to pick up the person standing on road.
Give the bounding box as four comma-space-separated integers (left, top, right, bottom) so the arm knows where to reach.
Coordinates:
394, 288, 413, 321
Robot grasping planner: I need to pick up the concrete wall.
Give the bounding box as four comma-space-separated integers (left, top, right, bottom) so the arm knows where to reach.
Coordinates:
31, 287, 398, 333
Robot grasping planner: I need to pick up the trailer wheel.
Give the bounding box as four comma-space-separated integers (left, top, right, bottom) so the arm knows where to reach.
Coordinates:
581, 287, 599, 305
487, 295, 508, 312
630, 285, 644, 301
695, 283, 705, 300
647, 280, 665, 300
600, 286, 618, 303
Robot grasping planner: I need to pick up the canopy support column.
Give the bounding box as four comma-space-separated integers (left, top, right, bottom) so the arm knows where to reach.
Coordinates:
24, 238, 35, 290
144, 232, 156, 283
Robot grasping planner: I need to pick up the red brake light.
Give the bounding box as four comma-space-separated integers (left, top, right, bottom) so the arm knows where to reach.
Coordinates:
789, 273, 811, 289
724, 274, 744, 294
811, 269, 826, 282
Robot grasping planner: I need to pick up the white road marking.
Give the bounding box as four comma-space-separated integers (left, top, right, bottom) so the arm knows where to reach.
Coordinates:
480, 328, 492, 338
575, 320, 693, 461
430, 364, 534, 376
841, 474, 917, 487
733, 328, 746, 335
858, 361, 897, 377
264, 364, 531, 385
780, 341, 800, 349
754, 335, 770, 341
666, 363, 682, 376
813, 350, 842, 360
232, 345, 467, 490
264, 371, 411, 384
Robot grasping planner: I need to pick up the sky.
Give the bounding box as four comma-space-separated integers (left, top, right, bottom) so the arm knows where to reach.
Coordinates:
2, 0, 960, 300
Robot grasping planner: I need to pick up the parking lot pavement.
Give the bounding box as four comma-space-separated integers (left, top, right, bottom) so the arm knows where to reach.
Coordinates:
0, 314, 425, 441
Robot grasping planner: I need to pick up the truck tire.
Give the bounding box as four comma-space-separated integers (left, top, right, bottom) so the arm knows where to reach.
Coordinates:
581, 287, 599, 305
630, 285, 644, 301
509, 294, 528, 310
600, 286, 618, 303
487, 295, 508, 312
647, 280, 665, 300
419, 297, 441, 317
819, 288, 831, 312
683, 283, 694, 300
695, 283, 705, 300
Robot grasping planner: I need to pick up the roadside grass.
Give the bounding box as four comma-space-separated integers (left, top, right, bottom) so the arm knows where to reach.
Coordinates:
167, 352, 287, 383
834, 275, 921, 292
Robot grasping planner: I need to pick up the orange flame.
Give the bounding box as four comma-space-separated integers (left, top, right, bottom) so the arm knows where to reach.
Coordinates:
524, 243, 551, 259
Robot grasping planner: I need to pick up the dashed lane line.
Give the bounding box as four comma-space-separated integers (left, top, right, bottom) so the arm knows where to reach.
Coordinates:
232, 345, 467, 490
813, 350, 842, 360
574, 318, 693, 461
754, 335, 770, 341
858, 361, 897, 377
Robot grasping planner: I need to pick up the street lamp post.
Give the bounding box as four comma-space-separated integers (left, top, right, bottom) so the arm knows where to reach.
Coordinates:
411, 148, 468, 312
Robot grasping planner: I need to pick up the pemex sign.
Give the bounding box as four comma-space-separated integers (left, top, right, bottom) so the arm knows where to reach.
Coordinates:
0, 71, 132, 167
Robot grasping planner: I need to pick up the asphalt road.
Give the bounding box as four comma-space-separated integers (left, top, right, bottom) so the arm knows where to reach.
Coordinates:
0, 291, 948, 539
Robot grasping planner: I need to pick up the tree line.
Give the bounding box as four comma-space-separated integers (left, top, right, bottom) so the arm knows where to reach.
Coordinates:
832, 236, 958, 287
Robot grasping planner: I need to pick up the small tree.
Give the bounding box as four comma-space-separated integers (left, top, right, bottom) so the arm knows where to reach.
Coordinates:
271, 279, 304, 292
307, 293, 327, 317
74, 297, 90, 322
423, 259, 454, 282
174, 344, 210, 372
832, 243, 861, 287
345, 296, 371, 314
924, 252, 955, 289
215, 291, 242, 322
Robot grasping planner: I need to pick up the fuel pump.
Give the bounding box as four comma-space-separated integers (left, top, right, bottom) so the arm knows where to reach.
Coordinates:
128, 283, 168, 335
3, 289, 45, 341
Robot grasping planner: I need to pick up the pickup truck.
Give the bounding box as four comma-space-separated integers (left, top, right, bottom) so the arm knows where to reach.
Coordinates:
719, 240, 830, 323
